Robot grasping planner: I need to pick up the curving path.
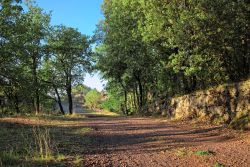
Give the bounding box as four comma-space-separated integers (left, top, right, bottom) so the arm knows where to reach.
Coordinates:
81, 115, 250, 167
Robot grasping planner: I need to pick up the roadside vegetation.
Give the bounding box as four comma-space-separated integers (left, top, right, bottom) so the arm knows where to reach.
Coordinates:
0, 0, 249, 166
1, 0, 248, 126
1, 0, 93, 116
94, 0, 249, 126
0, 114, 92, 166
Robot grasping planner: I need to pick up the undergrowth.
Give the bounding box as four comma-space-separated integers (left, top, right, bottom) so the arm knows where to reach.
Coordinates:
0, 149, 20, 165
0, 114, 90, 166
195, 150, 215, 156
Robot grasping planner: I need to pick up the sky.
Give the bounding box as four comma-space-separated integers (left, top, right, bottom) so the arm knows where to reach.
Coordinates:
34, 0, 106, 91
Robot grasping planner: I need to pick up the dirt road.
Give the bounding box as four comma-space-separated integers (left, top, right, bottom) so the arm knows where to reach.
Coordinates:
82, 115, 250, 167
1, 114, 249, 167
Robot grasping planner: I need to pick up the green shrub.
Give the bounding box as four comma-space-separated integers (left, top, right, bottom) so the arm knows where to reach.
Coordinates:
100, 95, 121, 112
214, 162, 224, 167
85, 90, 102, 109
0, 150, 20, 165
194, 150, 214, 156
230, 114, 249, 130
32, 126, 53, 160
73, 155, 84, 166
175, 148, 192, 157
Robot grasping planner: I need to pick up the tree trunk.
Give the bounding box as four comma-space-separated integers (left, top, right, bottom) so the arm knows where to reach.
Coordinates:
67, 85, 73, 115
54, 87, 65, 115
14, 94, 20, 113
133, 89, 138, 111
35, 88, 40, 114
190, 75, 197, 91
182, 73, 190, 93
32, 56, 40, 114
119, 81, 128, 115
137, 76, 144, 112
135, 84, 140, 111
124, 89, 128, 115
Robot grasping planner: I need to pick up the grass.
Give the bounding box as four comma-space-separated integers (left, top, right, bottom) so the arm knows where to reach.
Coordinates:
33, 154, 54, 162
0, 150, 20, 165
73, 155, 84, 166
32, 126, 52, 160
25, 113, 86, 122
230, 114, 249, 130
73, 127, 93, 135
214, 162, 225, 167
0, 114, 91, 166
194, 150, 215, 156
175, 148, 192, 157
32, 153, 67, 163
89, 109, 121, 117
56, 154, 66, 161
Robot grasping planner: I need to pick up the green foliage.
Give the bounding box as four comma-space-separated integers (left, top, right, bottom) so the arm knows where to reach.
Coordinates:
0, 0, 249, 127
214, 162, 225, 167
175, 148, 192, 157
96, 0, 249, 118
100, 93, 122, 112
73, 155, 84, 166
194, 150, 214, 156
85, 90, 102, 109
56, 154, 66, 162
47, 25, 93, 114
32, 126, 52, 160
0, 150, 20, 165
229, 115, 250, 130
97, 0, 164, 114
0, 0, 92, 115
0, 0, 51, 114
0, 114, 94, 166
72, 84, 91, 95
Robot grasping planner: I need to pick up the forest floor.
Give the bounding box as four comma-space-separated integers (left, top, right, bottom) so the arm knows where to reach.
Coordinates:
0, 112, 249, 167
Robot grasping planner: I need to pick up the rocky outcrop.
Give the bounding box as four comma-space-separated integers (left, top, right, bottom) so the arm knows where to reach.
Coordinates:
150, 80, 250, 126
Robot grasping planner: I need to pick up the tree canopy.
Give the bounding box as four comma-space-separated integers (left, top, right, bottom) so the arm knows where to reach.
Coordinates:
96, 0, 249, 115
0, 0, 93, 114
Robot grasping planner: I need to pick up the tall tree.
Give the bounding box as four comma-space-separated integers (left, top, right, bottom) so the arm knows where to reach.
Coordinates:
0, 0, 36, 113
48, 26, 92, 114
19, 2, 50, 114
97, 0, 249, 115
98, 0, 171, 113
39, 59, 65, 115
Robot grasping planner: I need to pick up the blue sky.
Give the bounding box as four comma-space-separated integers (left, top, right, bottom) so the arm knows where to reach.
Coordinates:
35, 0, 106, 91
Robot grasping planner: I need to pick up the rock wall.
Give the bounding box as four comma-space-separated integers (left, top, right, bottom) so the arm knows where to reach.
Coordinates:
151, 80, 250, 125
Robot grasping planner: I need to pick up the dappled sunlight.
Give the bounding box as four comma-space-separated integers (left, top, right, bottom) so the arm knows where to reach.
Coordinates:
1, 0, 249, 166
0, 114, 93, 166
1, 113, 249, 166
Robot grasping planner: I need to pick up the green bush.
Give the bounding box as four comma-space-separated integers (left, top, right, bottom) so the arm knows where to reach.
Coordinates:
85, 90, 102, 109
0, 150, 20, 165
100, 95, 121, 112
214, 162, 224, 167
230, 114, 249, 130
194, 150, 214, 156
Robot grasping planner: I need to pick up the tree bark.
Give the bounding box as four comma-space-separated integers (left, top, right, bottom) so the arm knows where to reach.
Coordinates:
54, 87, 65, 115
132, 89, 138, 111
134, 74, 144, 112
32, 56, 40, 114
66, 84, 73, 115
124, 89, 128, 115
14, 94, 20, 113
135, 85, 140, 113
35, 88, 40, 114
138, 78, 143, 110
119, 81, 128, 115
182, 73, 190, 93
